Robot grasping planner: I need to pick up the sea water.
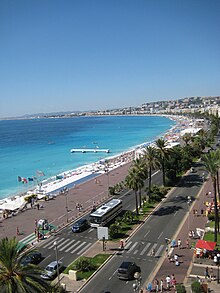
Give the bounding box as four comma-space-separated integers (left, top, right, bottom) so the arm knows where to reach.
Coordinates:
0, 115, 175, 199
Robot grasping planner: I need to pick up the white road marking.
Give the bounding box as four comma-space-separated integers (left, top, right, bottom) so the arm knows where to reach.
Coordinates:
77, 243, 92, 255
59, 239, 75, 251
65, 240, 81, 252
140, 243, 151, 256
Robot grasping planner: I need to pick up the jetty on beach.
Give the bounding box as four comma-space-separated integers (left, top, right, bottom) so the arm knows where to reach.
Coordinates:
70, 148, 110, 153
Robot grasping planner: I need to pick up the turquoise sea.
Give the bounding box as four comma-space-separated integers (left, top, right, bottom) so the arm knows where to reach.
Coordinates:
0, 116, 175, 200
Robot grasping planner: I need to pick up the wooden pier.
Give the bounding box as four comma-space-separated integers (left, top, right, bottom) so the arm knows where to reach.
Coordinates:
70, 148, 110, 153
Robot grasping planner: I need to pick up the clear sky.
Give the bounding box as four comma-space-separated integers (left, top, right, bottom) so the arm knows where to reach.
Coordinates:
0, 0, 220, 118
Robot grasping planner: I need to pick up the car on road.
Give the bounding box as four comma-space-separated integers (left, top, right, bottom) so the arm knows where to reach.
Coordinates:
41, 261, 62, 279
20, 251, 42, 266
117, 261, 141, 280
72, 218, 90, 233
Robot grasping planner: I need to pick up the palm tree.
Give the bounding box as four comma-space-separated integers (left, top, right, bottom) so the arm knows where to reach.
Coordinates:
0, 237, 51, 293
202, 151, 220, 242
155, 138, 169, 186
182, 133, 192, 146
132, 158, 148, 208
125, 165, 145, 215
144, 146, 158, 201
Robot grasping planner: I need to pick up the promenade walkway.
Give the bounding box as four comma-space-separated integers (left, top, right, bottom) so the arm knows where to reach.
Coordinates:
0, 162, 132, 245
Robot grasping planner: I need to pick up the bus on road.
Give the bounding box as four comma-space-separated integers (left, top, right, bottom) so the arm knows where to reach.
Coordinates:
89, 198, 122, 227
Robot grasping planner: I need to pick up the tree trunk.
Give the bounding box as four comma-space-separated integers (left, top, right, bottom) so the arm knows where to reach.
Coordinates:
139, 189, 142, 209
162, 160, 166, 186
135, 190, 139, 215
148, 167, 152, 201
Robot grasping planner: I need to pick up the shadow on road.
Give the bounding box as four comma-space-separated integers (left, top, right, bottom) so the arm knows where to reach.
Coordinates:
153, 205, 182, 216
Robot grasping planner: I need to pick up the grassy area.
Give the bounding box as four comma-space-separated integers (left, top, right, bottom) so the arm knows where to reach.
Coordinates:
63, 254, 110, 280
203, 231, 220, 246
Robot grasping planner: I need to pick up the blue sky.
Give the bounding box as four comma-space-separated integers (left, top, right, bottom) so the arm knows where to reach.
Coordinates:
0, 0, 220, 118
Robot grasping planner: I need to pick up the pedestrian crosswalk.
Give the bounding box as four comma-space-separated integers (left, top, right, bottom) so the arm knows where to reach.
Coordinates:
41, 237, 93, 255
41, 236, 165, 259
122, 240, 165, 258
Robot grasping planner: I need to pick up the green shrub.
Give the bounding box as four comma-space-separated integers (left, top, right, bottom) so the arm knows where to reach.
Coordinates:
74, 257, 95, 272
109, 224, 119, 239
176, 284, 186, 293
191, 281, 203, 293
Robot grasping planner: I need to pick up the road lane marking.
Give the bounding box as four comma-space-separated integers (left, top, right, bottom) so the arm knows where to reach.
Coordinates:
158, 231, 163, 239
54, 238, 70, 249
140, 243, 151, 255
77, 243, 92, 255
65, 240, 81, 252
155, 244, 164, 257
59, 239, 75, 251
124, 241, 132, 249
43, 237, 65, 249
127, 242, 138, 253
144, 230, 150, 238
71, 241, 86, 254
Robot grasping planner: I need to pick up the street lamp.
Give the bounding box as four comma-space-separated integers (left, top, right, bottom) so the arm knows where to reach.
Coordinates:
105, 163, 109, 197
133, 272, 141, 292
64, 187, 69, 223
54, 241, 60, 286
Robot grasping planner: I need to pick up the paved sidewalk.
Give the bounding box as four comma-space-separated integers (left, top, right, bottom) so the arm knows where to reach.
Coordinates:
0, 162, 131, 245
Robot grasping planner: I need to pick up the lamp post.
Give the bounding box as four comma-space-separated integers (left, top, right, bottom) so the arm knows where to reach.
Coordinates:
54, 241, 60, 286
105, 163, 109, 197
187, 196, 192, 232
64, 187, 69, 223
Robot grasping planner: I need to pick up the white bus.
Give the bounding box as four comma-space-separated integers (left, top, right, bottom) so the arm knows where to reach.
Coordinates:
89, 198, 122, 227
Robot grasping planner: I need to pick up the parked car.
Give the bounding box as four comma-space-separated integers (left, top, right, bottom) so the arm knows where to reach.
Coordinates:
20, 251, 42, 266
72, 218, 90, 233
117, 261, 141, 280
41, 261, 62, 279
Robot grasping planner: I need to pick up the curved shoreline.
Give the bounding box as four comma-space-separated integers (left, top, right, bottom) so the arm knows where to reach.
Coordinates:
0, 115, 181, 211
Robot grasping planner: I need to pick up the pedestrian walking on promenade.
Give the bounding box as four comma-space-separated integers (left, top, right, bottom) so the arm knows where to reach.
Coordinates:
177, 239, 182, 249
186, 238, 190, 249
16, 227, 19, 235
171, 277, 177, 289
166, 275, 171, 289
154, 278, 159, 293
160, 279, 163, 292
205, 266, 209, 279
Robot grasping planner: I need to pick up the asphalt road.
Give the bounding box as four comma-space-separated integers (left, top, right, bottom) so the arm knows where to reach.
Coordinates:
80, 165, 205, 293
37, 170, 163, 271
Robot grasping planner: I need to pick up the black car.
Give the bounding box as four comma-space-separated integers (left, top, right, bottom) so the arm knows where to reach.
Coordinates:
117, 261, 141, 280
21, 251, 42, 266
72, 218, 90, 233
